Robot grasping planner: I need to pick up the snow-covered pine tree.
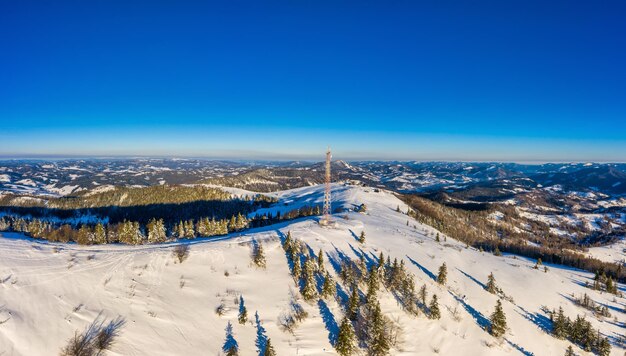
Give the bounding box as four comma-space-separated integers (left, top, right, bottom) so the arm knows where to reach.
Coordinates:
335, 316, 357, 356
321, 272, 336, 300
429, 294, 440, 319
94, 222, 107, 244
489, 299, 507, 337
367, 301, 391, 356
302, 257, 318, 301
317, 249, 325, 272
485, 272, 497, 294
437, 263, 447, 285
147, 218, 166, 243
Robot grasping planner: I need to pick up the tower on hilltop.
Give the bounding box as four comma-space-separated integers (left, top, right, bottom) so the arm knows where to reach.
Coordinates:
321, 147, 332, 225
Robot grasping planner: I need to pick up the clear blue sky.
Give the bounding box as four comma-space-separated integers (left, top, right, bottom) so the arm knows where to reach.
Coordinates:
1, 1, 625, 161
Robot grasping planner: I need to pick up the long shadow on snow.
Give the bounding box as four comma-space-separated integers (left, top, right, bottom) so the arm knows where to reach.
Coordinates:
505, 338, 535, 356
348, 229, 361, 244
448, 291, 490, 330
318, 299, 339, 346
348, 243, 376, 268
516, 306, 552, 334
406, 256, 437, 282
457, 268, 486, 290
254, 312, 268, 355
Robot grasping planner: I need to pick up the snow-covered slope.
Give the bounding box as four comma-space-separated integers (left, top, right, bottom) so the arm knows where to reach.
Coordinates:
0, 184, 624, 355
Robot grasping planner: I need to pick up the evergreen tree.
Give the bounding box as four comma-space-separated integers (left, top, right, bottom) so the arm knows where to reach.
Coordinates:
368, 301, 390, 356
489, 299, 507, 337
493, 247, 502, 256
318, 249, 325, 272
606, 277, 617, 294
534, 258, 542, 269
485, 272, 497, 294
552, 307, 568, 339
359, 231, 366, 244
437, 263, 447, 285
596, 336, 611, 356
94, 223, 107, 244
292, 257, 302, 282
564, 345, 575, 356
321, 272, 336, 299
429, 294, 440, 319
263, 338, 277, 356
347, 286, 360, 320
147, 218, 166, 243
302, 257, 318, 301
253, 242, 266, 268
238, 295, 248, 325
419, 284, 428, 306
436, 232, 440, 242
335, 316, 357, 356
366, 265, 379, 304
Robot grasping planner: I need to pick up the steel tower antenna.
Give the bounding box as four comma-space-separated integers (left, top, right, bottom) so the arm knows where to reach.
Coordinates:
321, 146, 332, 225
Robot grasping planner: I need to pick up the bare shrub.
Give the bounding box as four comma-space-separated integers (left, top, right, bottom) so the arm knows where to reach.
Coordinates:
60, 314, 125, 356
173, 244, 190, 263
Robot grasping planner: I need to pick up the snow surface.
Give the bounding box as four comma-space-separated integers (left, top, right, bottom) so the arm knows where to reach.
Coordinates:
0, 184, 624, 355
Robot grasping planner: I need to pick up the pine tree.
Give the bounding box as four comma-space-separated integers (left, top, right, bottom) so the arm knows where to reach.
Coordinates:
489, 299, 507, 337
429, 294, 440, 319
534, 258, 542, 269
359, 231, 366, 244
564, 345, 575, 356
493, 247, 502, 256
321, 272, 336, 299
368, 301, 390, 356
253, 242, 266, 268
485, 272, 497, 294
347, 286, 360, 320
94, 222, 107, 244
419, 284, 428, 306
552, 307, 568, 339
238, 296, 248, 325
335, 316, 357, 356
436, 232, 440, 242
437, 262, 447, 285
302, 257, 318, 301
292, 257, 302, 282
366, 265, 379, 304
317, 249, 325, 272
263, 338, 277, 356
596, 336, 611, 356
147, 218, 166, 243
606, 277, 617, 294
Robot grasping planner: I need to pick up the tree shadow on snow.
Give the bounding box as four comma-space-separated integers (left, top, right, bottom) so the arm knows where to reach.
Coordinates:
318, 299, 339, 346
255, 312, 268, 356
348, 229, 361, 243
515, 306, 552, 334
448, 291, 490, 330
406, 255, 437, 282
457, 268, 486, 290
505, 338, 535, 356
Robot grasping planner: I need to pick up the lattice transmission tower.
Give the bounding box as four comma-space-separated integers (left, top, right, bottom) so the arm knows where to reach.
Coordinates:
321, 146, 332, 225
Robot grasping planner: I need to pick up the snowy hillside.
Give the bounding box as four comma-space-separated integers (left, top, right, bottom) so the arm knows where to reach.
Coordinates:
0, 184, 624, 355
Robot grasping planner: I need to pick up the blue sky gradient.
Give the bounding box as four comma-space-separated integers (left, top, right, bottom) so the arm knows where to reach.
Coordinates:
1, 1, 625, 161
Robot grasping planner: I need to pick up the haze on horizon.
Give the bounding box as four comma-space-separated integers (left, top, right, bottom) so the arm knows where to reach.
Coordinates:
1, 1, 625, 162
